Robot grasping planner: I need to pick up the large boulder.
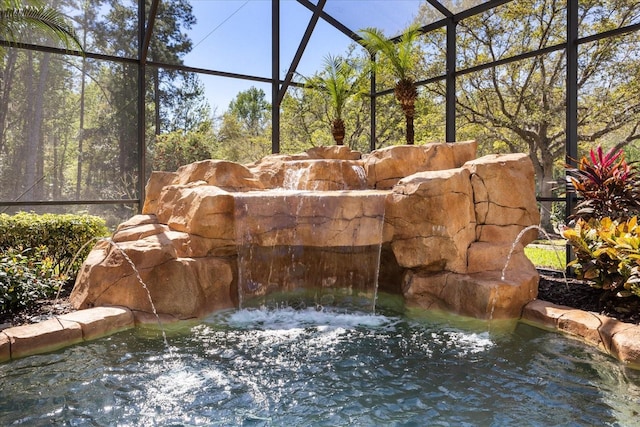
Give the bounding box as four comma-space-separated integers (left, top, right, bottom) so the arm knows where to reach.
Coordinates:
364, 141, 478, 189
72, 143, 540, 321
463, 153, 540, 245
234, 190, 388, 247
70, 237, 235, 320
386, 168, 476, 273
402, 262, 539, 320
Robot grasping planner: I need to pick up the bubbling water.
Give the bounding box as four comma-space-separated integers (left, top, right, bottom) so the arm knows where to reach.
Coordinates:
2, 301, 638, 426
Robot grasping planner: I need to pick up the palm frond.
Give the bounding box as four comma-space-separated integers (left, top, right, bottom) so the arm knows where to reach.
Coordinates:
358, 24, 421, 81
0, 3, 82, 52
302, 53, 360, 121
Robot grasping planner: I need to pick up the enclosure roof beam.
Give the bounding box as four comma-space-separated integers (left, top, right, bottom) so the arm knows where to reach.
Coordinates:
140, 0, 160, 64
278, 0, 327, 104
425, 0, 453, 19
296, 0, 362, 42
454, 0, 513, 22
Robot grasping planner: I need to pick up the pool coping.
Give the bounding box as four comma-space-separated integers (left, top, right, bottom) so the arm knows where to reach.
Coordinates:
521, 299, 640, 368
0, 306, 136, 362
1, 300, 640, 368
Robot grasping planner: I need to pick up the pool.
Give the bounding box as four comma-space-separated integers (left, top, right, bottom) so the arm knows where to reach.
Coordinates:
1, 296, 639, 426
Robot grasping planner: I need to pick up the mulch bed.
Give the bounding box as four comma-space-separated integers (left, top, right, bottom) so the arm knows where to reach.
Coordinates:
0, 287, 74, 330
2, 270, 639, 328
537, 268, 640, 325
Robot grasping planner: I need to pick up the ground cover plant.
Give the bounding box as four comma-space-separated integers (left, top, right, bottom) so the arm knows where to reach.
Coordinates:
0, 213, 108, 324
524, 240, 566, 270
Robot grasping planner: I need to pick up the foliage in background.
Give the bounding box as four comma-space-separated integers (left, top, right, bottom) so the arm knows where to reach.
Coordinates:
0, 212, 108, 317
0, 246, 62, 316
566, 145, 640, 222
562, 217, 640, 298
0, 212, 108, 275
216, 86, 271, 164
420, 0, 640, 232
152, 121, 215, 171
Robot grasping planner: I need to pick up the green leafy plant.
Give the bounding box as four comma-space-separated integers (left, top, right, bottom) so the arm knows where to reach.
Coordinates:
566, 145, 640, 221
153, 122, 215, 171
562, 216, 640, 298
358, 25, 422, 145
302, 54, 364, 146
0, 246, 63, 315
0, 212, 109, 276
0, 0, 82, 53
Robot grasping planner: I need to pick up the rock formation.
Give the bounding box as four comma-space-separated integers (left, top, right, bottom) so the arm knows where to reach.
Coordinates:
71, 141, 541, 321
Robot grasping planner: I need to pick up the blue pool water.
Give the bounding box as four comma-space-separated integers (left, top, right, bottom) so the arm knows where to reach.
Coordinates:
1, 299, 639, 426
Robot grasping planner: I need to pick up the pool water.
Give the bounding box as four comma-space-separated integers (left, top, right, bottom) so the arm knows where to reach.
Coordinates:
1, 299, 639, 426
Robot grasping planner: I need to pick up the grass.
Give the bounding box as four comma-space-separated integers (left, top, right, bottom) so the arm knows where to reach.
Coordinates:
524, 240, 567, 270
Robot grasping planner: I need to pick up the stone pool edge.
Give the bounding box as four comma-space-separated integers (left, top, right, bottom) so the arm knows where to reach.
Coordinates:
1, 301, 640, 368
521, 299, 640, 368
0, 306, 135, 362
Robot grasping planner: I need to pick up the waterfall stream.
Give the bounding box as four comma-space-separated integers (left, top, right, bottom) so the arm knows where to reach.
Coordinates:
234, 190, 386, 313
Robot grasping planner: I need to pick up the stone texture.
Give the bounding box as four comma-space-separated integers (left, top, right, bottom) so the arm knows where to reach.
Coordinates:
386, 168, 476, 273
467, 242, 533, 274
279, 160, 367, 190
364, 141, 477, 189
58, 306, 134, 341
521, 299, 571, 329
156, 185, 236, 242
71, 252, 234, 320
464, 153, 540, 245
402, 263, 538, 319
0, 332, 9, 363
143, 171, 178, 215
609, 325, 640, 366
4, 318, 83, 359
522, 299, 640, 367
306, 145, 362, 160
174, 159, 264, 191
557, 310, 607, 350
235, 190, 388, 247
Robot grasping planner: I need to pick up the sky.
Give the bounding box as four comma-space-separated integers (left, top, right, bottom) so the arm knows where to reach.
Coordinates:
181, 0, 431, 113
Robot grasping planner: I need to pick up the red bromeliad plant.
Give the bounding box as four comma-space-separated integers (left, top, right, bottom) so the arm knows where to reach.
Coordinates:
566, 146, 640, 222
563, 145, 640, 300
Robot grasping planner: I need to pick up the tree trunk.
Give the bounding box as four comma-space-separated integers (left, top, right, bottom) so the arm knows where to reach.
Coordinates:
0, 50, 17, 153
400, 102, 415, 145
77, 56, 87, 199
536, 152, 557, 233
32, 53, 50, 201
331, 118, 345, 145
405, 109, 415, 145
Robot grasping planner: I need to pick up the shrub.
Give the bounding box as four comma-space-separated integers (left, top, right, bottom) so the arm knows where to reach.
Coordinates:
0, 247, 64, 315
562, 216, 640, 298
566, 145, 640, 222
153, 123, 215, 171
0, 212, 109, 276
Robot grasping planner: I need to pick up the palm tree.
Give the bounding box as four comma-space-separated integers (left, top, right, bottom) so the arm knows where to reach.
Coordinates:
0, 0, 82, 53
303, 54, 362, 145
358, 25, 421, 145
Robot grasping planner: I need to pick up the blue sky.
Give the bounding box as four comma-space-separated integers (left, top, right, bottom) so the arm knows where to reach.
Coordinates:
182, 0, 428, 113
